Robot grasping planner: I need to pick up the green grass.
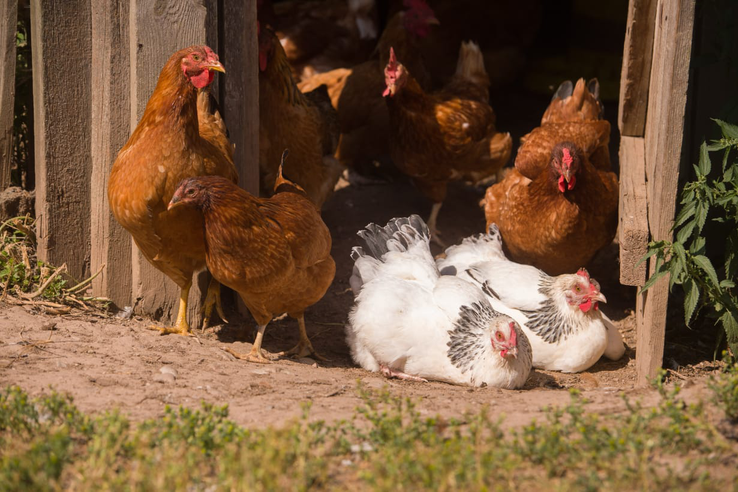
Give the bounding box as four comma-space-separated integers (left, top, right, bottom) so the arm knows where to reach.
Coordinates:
1, 372, 738, 491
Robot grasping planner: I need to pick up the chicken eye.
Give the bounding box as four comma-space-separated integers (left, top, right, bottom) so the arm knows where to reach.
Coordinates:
192, 54, 200, 61
495, 331, 505, 342
186, 188, 196, 196
574, 285, 582, 293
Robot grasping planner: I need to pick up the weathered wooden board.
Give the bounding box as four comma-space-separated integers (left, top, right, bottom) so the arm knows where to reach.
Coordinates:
638, 0, 695, 386
223, 0, 259, 196
128, 0, 215, 326
618, 0, 657, 137
30, 0, 92, 281
0, 0, 17, 191
89, 0, 132, 308
618, 136, 649, 287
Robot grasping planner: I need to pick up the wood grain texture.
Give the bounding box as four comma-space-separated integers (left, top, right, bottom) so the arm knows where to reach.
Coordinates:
618, 136, 648, 287
0, 0, 17, 190
30, 0, 92, 280
638, 0, 695, 386
618, 0, 657, 137
222, 0, 259, 196
129, 0, 213, 325
90, 0, 132, 308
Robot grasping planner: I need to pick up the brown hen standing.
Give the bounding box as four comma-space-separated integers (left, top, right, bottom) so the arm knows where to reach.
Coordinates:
383, 42, 512, 243
168, 151, 336, 363
482, 79, 618, 275
108, 46, 237, 335
258, 24, 344, 210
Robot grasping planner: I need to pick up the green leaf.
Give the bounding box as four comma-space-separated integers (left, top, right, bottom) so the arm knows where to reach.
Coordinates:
636, 242, 665, 267
706, 141, 730, 152
683, 278, 700, 325
673, 200, 696, 228
726, 230, 738, 280
640, 260, 670, 293
720, 279, 735, 289
698, 142, 711, 175
690, 235, 706, 255
676, 219, 696, 244
714, 118, 738, 140
695, 202, 709, 233
693, 255, 720, 288
718, 309, 738, 356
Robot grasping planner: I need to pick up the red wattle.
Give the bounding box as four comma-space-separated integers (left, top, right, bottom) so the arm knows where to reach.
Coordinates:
558, 176, 566, 193
190, 70, 214, 89
259, 52, 268, 71
579, 298, 593, 313
383, 86, 391, 97
568, 175, 576, 190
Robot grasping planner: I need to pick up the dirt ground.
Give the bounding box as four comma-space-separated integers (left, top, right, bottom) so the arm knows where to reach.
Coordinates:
0, 171, 725, 429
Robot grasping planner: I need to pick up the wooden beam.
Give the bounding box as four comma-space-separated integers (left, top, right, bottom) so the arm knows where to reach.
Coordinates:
618, 0, 657, 137
128, 0, 215, 327
30, 0, 92, 281
222, 0, 259, 195
0, 0, 17, 190
637, 0, 695, 386
618, 136, 649, 287
90, 0, 132, 308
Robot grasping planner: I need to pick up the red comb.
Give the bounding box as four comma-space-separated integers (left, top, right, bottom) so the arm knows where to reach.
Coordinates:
562, 147, 573, 167
576, 268, 590, 280
388, 47, 397, 69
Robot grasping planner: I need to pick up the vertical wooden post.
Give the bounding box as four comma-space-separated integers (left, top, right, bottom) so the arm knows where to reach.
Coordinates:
90, 0, 132, 308
222, 0, 259, 195
637, 0, 695, 385
30, 0, 92, 280
0, 0, 17, 191
128, 0, 215, 326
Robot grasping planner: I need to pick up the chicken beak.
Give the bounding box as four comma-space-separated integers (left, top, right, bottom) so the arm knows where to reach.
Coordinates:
167, 196, 181, 211
427, 16, 440, 26
208, 61, 226, 73
591, 292, 607, 304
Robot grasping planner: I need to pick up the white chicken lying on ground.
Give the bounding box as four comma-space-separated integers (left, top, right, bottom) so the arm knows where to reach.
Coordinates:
347, 215, 532, 388
436, 224, 626, 373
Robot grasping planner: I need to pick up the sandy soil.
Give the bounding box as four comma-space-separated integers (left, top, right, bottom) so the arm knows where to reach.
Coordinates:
0, 176, 724, 428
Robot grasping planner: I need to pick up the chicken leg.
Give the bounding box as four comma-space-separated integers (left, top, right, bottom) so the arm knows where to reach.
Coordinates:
225, 323, 274, 363
201, 278, 228, 330
150, 283, 193, 336
380, 365, 428, 382
277, 315, 328, 361
427, 202, 446, 247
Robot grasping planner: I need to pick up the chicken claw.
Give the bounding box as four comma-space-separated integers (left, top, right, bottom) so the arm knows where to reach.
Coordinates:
149, 285, 193, 336
277, 315, 329, 361
224, 346, 273, 364
380, 365, 428, 383
201, 278, 228, 331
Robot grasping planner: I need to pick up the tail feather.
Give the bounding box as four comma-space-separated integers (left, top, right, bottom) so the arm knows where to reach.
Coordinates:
453, 40, 489, 88
355, 214, 429, 260
273, 149, 308, 195
541, 77, 604, 124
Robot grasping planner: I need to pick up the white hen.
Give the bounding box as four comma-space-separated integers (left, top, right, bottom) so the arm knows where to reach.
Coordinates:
436, 224, 626, 373
347, 215, 532, 388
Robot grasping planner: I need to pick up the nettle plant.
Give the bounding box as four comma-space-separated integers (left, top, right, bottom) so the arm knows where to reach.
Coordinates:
641, 119, 738, 355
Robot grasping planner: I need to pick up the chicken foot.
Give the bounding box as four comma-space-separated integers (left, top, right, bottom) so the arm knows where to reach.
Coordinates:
379, 365, 428, 383
201, 278, 228, 331
225, 323, 274, 363
149, 283, 193, 336
277, 315, 328, 361
427, 202, 446, 248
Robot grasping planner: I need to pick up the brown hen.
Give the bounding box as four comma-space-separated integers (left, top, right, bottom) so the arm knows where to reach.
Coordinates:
297, 0, 439, 173
483, 142, 618, 276
168, 152, 336, 363
108, 46, 237, 335
384, 42, 512, 242
259, 24, 343, 210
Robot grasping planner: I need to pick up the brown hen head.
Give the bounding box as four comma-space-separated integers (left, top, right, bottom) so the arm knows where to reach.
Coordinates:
257, 21, 280, 72
549, 142, 582, 193
179, 45, 225, 89
383, 48, 409, 97
402, 0, 439, 38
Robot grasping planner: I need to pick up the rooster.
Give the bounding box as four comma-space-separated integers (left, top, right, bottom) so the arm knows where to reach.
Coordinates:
168, 151, 335, 363
384, 42, 512, 243
347, 215, 532, 388
437, 224, 625, 373
258, 24, 344, 210
108, 46, 237, 335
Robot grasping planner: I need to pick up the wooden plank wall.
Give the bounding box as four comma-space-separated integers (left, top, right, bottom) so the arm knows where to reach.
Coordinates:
619, 0, 696, 386
31, 0, 93, 281
31, 0, 258, 324
0, 0, 17, 191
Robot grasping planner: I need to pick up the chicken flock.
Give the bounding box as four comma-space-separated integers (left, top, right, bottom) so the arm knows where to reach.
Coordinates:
108, 0, 624, 389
